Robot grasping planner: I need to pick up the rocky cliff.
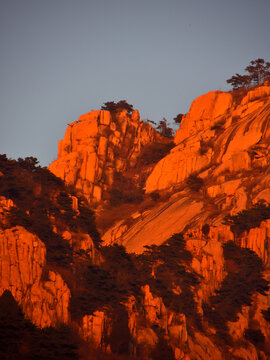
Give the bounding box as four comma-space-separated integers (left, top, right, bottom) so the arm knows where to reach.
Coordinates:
100, 85, 270, 251
0, 225, 70, 328
49, 109, 162, 203
146, 85, 270, 193
99, 85, 270, 358
2, 86, 270, 359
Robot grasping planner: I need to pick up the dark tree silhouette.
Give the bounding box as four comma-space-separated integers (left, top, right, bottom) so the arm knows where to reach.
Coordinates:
0, 290, 79, 360
227, 74, 251, 89
156, 118, 174, 138
144, 118, 157, 126
227, 58, 270, 89
150, 336, 175, 360
245, 58, 270, 85
101, 100, 134, 114
173, 113, 184, 125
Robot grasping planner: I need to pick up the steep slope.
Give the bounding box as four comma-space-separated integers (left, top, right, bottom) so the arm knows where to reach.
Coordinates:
103, 193, 205, 252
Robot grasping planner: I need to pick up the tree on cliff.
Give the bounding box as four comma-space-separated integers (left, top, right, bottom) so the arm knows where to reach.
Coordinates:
101, 100, 134, 114
0, 290, 80, 359
173, 113, 184, 125
156, 118, 174, 138
246, 58, 270, 85
227, 58, 270, 89
226, 74, 251, 90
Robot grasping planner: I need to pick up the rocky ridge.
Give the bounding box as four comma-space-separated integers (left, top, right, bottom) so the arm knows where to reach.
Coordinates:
49, 109, 162, 203
146, 85, 270, 193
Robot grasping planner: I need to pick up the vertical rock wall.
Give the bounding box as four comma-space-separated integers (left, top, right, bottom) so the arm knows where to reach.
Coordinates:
0, 226, 70, 327
49, 109, 161, 203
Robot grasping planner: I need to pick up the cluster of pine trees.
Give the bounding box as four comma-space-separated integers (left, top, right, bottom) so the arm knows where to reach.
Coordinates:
227, 58, 270, 89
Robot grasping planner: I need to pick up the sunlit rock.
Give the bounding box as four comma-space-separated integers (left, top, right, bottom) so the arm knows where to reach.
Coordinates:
49, 109, 160, 203
0, 226, 70, 328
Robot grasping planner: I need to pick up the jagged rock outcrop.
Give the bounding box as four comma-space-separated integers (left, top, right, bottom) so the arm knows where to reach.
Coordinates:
138, 285, 189, 359
49, 109, 161, 203
80, 310, 108, 347
145, 86, 270, 193
185, 225, 230, 300
241, 219, 270, 266
79, 286, 189, 359
0, 226, 70, 327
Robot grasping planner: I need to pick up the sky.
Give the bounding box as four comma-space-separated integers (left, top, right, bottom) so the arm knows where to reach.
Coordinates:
1, 0, 270, 166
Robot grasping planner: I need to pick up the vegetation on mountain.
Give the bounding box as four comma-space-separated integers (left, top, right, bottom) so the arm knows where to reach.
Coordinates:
144, 117, 175, 138
244, 328, 265, 349
0, 155, 106, 318
139, 233, 202, 332
224, 201, 270, 235
156, 118, 174, 138
70, 232, 200, 330
201, 223, 210, 237
150, 336, 175, 360
109, 305, 131, 355
64, 242, 140, 318
101, 100, 134, 114
0, 290, 80, 360
227, 58, 270, 89
173, 113, 184, 125
104, 138, 174, 207
108, 188, 144, 207
186, 173, 204, 192
0, 156, 142, 340
199, 139, 214, 155
137, 141, 174, 166
0, 154, 100, 249
261, 307, 270, 323
107, 171, 144, 207
67, 232, 202, 357
210, 118, 226, 134
203, 241, 269, 344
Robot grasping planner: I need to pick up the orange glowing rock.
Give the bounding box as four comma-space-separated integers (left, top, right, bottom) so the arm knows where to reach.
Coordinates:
174, 91, 232, 144
0, 226, 70, 328
49, 109, 160, 203
145, 86, 270, 194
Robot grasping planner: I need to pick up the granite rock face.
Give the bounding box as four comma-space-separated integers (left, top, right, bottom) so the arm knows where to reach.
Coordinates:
103, 195, 205, 253
49, 109, 161, 203
145, 86, 270, 193
0, 226, 70, 328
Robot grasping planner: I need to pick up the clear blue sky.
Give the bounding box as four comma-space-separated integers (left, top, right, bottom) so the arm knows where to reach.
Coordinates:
1, 0, 270, 166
